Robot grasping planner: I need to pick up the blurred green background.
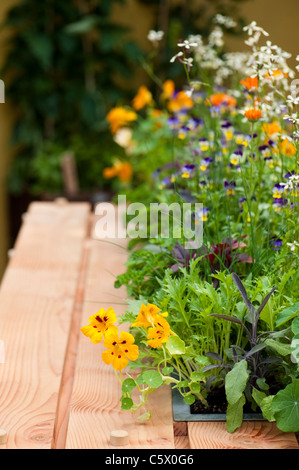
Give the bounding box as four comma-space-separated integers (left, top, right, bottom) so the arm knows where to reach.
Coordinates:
0, 0, 298, 279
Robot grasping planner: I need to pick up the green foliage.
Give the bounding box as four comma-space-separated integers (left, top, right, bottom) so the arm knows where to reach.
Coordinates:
2, 0, 143, 194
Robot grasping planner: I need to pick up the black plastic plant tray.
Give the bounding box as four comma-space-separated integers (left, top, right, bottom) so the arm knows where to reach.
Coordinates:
171, 387, 264, 422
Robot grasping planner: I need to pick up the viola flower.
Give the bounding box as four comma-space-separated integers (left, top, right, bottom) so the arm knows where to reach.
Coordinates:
279, 138, 297, 157
230, 150, 242, 166
273, 198, 288, 213
272, 183, 286, 198
264, 156, 275, 168
147, 316, 172, 349
102, 328, 139, 370
178, 125, 190, 140
81, 308, 118, 344
224, 180, 236, 196
106, 107, 137, 134
132, 86, 153, 110
270, 238, 283, 251
221, 121, 234, 141
181, 163, 195, 178
240, 75, 258, 91
132, 303, 168, 329
200, 157, 213, 172
244, 108, 262, 122
198, 138, 210, 151
197, 207, 210, 221
167, 115, 180, 130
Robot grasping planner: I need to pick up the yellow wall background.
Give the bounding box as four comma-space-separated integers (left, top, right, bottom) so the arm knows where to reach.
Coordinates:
0, 0, 298, 279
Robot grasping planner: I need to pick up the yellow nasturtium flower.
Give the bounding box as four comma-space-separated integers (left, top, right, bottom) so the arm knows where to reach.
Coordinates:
279, 138, 297, 157
102, 328, 139, 370
147, 316, 172, 349
81, 307, 117, 344
131, 303, 168, 329
132, 85, 153, 110
106, 107, 137, 134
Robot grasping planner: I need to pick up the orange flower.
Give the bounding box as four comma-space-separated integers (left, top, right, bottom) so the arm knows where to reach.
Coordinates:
262, 122, 281, 136
279, 138, 297, 157
81, 308, 118, 344
106, 107, 137, 134
265, 70, 288, 80
161, 79, 175, 100
167, 91, 193, 113
206, 93, 237, 108
244, 108, 262, 122
147, 316, 172, 349
131, 303, 168, 329
240, 76, 258, 91
102, 328, 139, 370
132, 86, 153, 110
103, 161, 133, 182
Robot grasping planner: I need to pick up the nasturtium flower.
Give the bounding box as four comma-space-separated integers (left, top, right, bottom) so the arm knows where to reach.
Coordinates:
81, 308, 118, 344
240, 75, 258, 91
167, 90, 194, 113
161, 79, 175, 100
147, 316, 172, 349
103, 161, 133, 182
206, 93, 237, 108
132, 303, 168, 329
102, 328, 139, 370
279, 138, 297, 157
262, 122, 281, 136
132, 86, 153, 110
244, 108, 262, 121
106, 107, 137, 134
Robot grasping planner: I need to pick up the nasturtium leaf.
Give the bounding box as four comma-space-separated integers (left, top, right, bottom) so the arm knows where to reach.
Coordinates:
136, 373, 146, 385
272, 380, 299, 432
226, 394, 246, 433
142, 370, 163, 389
276, 302, 299, 327
166, 336, 186, 356
137, 410, 152, 422
225, 360, 249, 405
194, 355, 210, 366
260, 395, 276, 422
121, 397, 134, 410
162, 366, 174, 375
122, 378, 136, 394
190, 382, 201, 393
190, 372, 204, 382
265, 338, 292, 356
178, 380, 189, 388
184, 395, 196, 405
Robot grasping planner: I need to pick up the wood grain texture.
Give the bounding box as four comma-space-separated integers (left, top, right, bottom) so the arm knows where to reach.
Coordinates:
188, 421, 299, 449
65, 209, 175, 449
0, 202, 90, 449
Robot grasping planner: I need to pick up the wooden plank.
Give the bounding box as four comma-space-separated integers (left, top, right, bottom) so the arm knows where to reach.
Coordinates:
0, 201, 90, 449
188, 421, 299, 449
65, 209, 175, 449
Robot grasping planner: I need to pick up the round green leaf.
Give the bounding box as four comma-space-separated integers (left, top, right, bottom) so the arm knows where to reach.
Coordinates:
142, 370, 163, 388
121, 397, 134, 410
122, 378, 136, 394
272, 380, 299, 432
166, 336, 186, 356
190, 372, 204, 382
184, 395, 196, 405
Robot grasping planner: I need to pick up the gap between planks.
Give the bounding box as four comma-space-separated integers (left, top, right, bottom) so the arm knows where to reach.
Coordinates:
51, 214, 93, 449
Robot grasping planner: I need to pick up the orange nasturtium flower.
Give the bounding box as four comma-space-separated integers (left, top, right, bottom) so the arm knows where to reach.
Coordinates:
265, 70, 288, 80
131, 303, 168, 329
279, 138, 297, 157
132, 85, 153, 110
244, 108, 262, 122
103, 161, 133, 182
161, 79, 175, 100
106, 107, 137, 134
81, 307, 118, 344
262, 121, 281, 136
167, 90, 194, 113
240, 75, 258, 91
102, 328, 139, 370
147, 316, 172, 349
205, 93, 237, 108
